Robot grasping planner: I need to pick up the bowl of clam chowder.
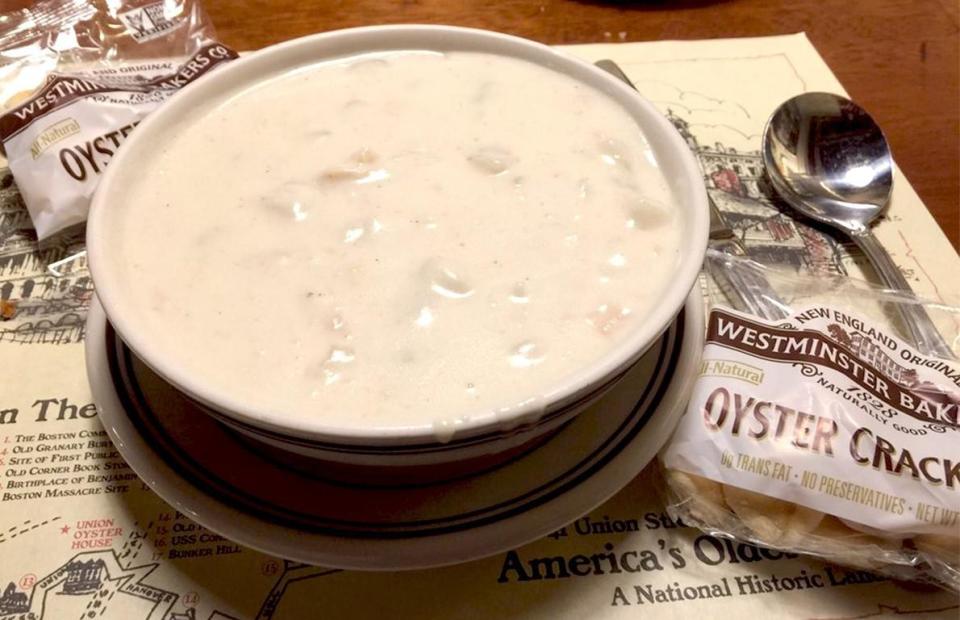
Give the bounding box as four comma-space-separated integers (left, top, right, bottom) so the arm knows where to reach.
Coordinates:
86, 25, 708, 474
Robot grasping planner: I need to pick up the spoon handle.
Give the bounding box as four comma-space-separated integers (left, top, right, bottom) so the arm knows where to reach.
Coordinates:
851, 230, 956, 359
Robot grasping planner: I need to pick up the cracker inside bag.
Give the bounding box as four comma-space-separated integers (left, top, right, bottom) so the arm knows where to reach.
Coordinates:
661, 252, 960, 591
0, 0, 237, 238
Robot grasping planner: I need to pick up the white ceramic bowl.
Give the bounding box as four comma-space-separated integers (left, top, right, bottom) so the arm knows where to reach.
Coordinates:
86, 25, 708, 471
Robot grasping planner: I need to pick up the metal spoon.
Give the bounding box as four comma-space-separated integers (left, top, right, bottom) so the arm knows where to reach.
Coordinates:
762, 92, 955, 359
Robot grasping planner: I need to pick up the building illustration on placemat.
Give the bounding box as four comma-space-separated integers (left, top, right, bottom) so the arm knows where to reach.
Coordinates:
0, 582, 28, 616
0, 550, 178, 620
665, 109, 847, 277
0, 167, 91, 345
0, 546, 339, 620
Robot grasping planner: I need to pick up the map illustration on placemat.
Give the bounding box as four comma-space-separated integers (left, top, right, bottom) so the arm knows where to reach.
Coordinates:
0, 34, 956, 620
0, 168, 91, 346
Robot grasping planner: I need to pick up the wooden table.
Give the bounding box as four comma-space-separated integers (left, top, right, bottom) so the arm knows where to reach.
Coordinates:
203, 0, 959, 251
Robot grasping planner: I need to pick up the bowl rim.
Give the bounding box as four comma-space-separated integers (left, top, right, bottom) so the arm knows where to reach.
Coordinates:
86, 24, 708, 447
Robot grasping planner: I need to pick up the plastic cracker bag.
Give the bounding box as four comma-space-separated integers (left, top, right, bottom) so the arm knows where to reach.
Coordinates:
0, 0, 237, 239
661, 250, 960, 591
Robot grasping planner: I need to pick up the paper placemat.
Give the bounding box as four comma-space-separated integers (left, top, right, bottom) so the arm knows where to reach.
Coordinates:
0, 33, 956, 619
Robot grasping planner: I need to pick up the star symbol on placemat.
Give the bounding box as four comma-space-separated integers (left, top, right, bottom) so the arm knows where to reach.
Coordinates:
60, 525, 70, 534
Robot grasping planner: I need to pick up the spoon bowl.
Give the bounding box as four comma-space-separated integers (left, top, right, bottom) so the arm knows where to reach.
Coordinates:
763, 92, 893, 234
